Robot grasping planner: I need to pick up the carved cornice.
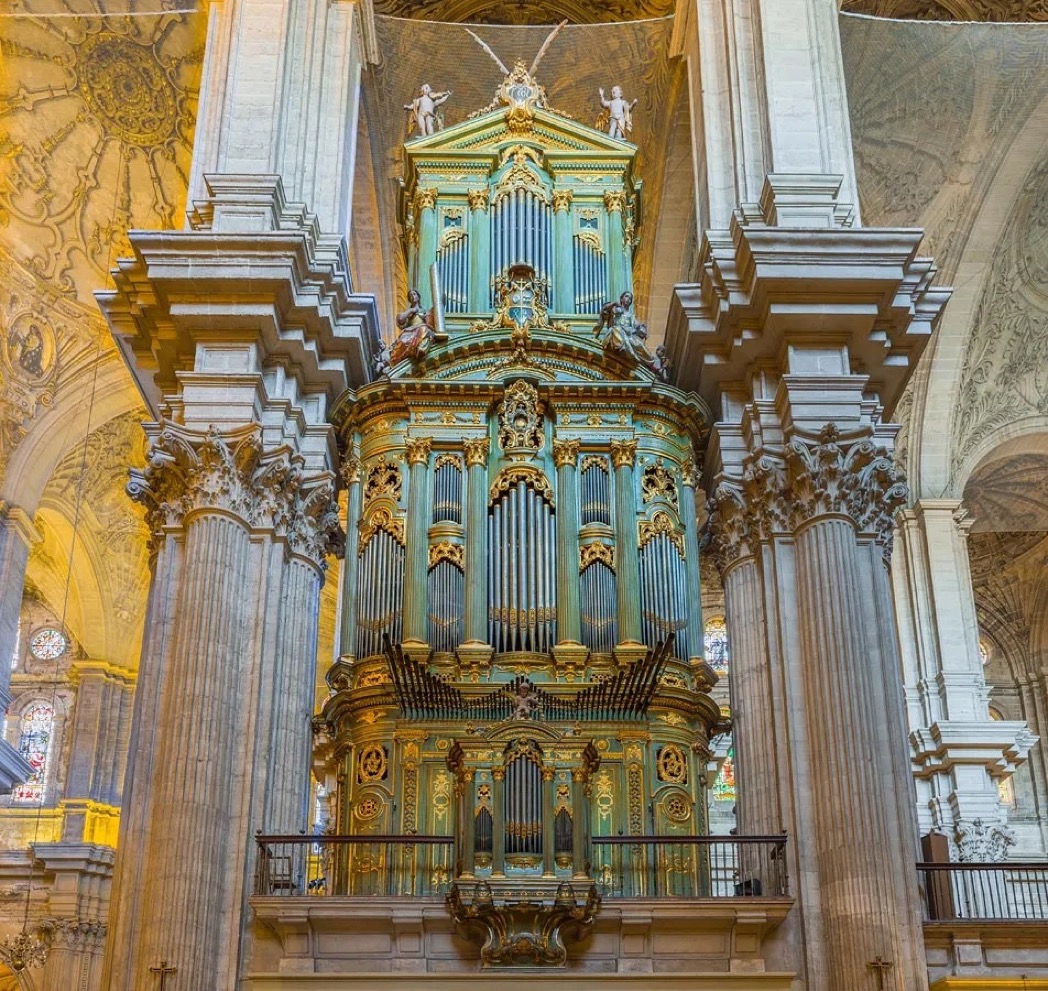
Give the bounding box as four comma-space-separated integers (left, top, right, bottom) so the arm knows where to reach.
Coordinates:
552, 188, 574, 213
127, 421, 343, 567
467, 188, 489, 211
463, 437, 490, 467
405, 437, 433, 465
603, 190, 627, 213
552, 438, 580, 468
609, 439, 637, 469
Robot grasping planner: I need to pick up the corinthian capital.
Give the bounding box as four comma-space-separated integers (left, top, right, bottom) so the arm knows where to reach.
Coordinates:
704, 483, 753, 576
405, 437, 433, 465
552, 188, 573, 213
463, 437, 490, 467
414, 188, 438, 212
128, 421, 343, 567
552, 438, 580, 468
467, 188, 489, 212
610, 439, 636, 468
603, 190, 627, 213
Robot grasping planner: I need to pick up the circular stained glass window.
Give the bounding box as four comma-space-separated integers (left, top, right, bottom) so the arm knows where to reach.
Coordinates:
29, 628, 67, 661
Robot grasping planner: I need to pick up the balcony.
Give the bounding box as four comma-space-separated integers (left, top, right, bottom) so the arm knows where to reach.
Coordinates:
246, 833, 796, 987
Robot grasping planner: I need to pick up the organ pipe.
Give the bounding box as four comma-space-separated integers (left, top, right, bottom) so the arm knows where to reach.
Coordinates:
356, 529, 405, 659
639, 532, 689, 660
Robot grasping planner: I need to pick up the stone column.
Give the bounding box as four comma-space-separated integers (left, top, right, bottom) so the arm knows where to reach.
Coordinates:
458, 438, 492, 669
415, 189, 439, 311
402, 437, 432, 651
0, 503, 36, 791
893, 501, 1034, 857
94, 175, 376, 991
338, 454, 363, 659
604, 191, 627, 300
552, 439, 585, 667
467, 189, 490, 313
679, 459, 705, 664
552, 189, 574, 314
610, 440, 643, 657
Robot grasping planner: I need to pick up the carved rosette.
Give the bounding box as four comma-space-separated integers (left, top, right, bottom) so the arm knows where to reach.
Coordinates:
467, 188, 489, 212
609, 439, 636, 469
405, 437, 433, 466
705, 424, 907, 576
552, 438, 580, 468
552, 189, 573, 213
463, 437, 490, 467
127, 421, 344, 568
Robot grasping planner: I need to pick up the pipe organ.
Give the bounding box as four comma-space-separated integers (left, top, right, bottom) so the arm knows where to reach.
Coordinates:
320, 61, 721, 920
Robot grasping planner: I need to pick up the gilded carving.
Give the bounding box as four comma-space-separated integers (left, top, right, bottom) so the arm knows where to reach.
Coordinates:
603, 190, 627, 213
414, 188, 438, 212
489, 464, 555, 506
627, 763, 644, 835
467, 188, 490, 211
609, 439, 636, 469
498, 379, 544, 453
552, 188, 574, 212
463, 437, 490, 467
357, 745, 388, 784
429, 540, 465, 569
358, 507, 406, 550
341, 457, 363, 487
552, 438, 580, 468
638, 511, 685, 556
434, 453, 463, 471
405, 437, 433, 465
579, 542, 614, 572
656, 745, 687, 784
493, 147, 549, 206
364, 460, 402, 502
641, 462, 678, 508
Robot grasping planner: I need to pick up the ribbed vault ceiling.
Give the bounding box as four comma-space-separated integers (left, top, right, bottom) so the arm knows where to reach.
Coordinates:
371, 0, 673, 24
841, 0, 1047, 20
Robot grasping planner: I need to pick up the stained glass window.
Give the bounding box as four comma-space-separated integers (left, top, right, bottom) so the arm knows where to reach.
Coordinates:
12, 703, 54, 803
704, 617, 729, 676
28, 628, 66, 661
712, 745, 735, 803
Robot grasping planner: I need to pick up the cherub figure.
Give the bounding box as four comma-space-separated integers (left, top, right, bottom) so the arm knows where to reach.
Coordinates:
404, 83, 451, 137
390, 288, 436, 365
598, 85, 637, 140
510, 681, 539, 721
373, 338, 392, 378
650, 343, 671, 383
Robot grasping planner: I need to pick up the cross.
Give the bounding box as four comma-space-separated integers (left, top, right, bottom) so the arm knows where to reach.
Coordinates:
868, 956, 893, 991
150, 961, 177, 990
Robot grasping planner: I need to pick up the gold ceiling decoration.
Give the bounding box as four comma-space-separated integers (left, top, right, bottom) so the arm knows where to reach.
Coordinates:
372, 0, 674, 25
841, 0, 1048, 20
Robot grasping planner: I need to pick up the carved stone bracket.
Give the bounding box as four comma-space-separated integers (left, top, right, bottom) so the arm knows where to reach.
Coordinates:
128, 420, 344, 567
447, 881, 600, 968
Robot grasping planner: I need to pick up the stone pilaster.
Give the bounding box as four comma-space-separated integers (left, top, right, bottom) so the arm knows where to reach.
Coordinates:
402, 437, 432, 649
893, 500, 1035, 859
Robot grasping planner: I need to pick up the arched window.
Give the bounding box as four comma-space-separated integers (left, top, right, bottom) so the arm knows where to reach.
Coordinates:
12, 702, 55, 803
712, 744, 735, 804
704, 617, 729, 676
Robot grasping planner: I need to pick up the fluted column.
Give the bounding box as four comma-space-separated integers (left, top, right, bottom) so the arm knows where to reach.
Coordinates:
571, 767, 588, 878
610, 440, 642, 650
553, 439, 582, 645
467, 189, 490, 312
491, 767, 506, 878
402, 437, 432, 648
415, 189, 438, 311
542, 765, 556, 877
0, 503, 36, 790
604, 191, 627, 300
338, 454, 363, 658
679, 459, 705, 664
101, 423, 341, 991
552, 189, 574, 314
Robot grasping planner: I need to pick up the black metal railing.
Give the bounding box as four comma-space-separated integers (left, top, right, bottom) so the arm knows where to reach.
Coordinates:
591, 835, 790, 899
254, 835, 454, 897
920, 862, 1048, 921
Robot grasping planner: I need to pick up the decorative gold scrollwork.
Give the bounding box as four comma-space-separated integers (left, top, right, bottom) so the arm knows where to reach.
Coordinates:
358, 507, 406, 551
579, 542, 614, 573
638, 510, 685, 555
641, 462, 679, 508
363, 460, 401, 503
358, 745, 388, 784
498, 379, 544, 453
429, 541, 464, 570
489, 464, 555, 507
656, 745, 688, 784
